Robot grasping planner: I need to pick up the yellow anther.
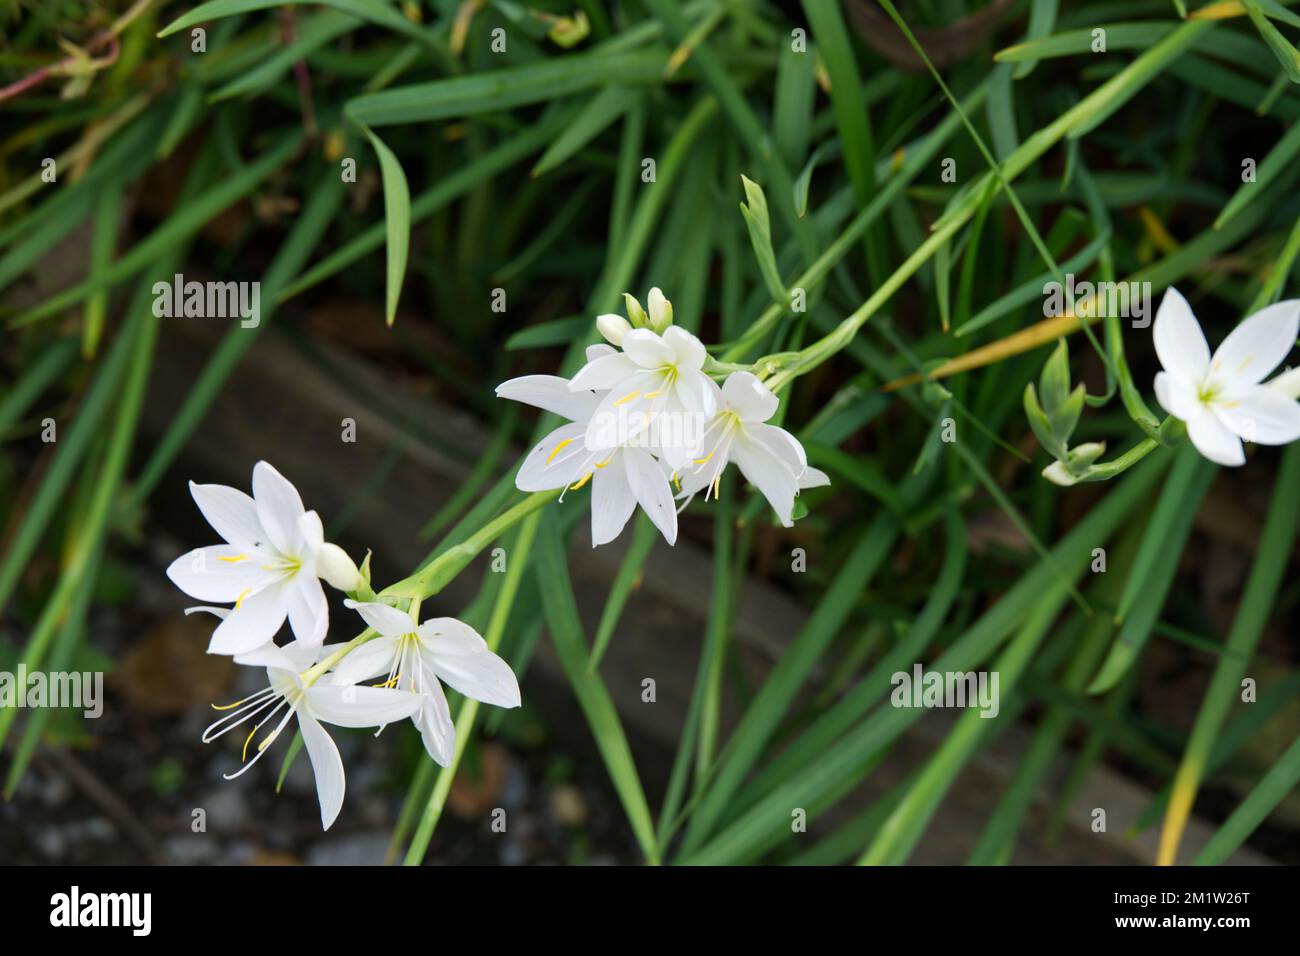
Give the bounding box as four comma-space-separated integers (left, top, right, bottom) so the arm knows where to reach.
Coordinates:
693, 451, 715, 465
614, 390, 641, 406
643, 390, 662, 399
235, 588, 251, 609
242, 725, 258, 762
569, 471, 594, 491
547, 437, 575, 464
217, 554, 249, 563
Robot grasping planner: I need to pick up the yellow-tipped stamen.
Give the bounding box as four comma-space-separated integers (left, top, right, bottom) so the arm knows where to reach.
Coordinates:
546, 437, 575, 464
242, 725, 258, 761
693, 451, 715, 465
614, 390, 642, 406
217, 553, 249, 563
234, 588, 251, 609
643, 390, 662, 399
569, 471, 594, 491
210, 690, 269, 711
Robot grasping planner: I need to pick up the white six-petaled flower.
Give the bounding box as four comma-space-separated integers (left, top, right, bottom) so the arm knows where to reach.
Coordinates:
203, 640, 420, 830
335, 600, 521, 765
677, 371, 829, 525
166, 461, 361, 655
1152, 287, 1300, 466
496, 364, 679, 545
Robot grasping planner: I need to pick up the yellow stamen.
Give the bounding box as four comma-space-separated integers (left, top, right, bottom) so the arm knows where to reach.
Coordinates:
242, 725, 258, 761
547, 437, 575, 464
217, 554, 248, 563
569, 471, 594, 491
211, 692, 261, 711
693, 451, 715, 465
614, 390, 641, 406
643, 390, 662, 399
234, 588, 251, 609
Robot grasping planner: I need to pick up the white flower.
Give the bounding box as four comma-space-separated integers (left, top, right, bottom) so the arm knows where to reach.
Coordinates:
202, 640, 420, 830
496, 363, 679, 546
1152, 288, 1300, 466
568, 323, 718, 470
167, 461, 349, 655
335, 600, 520, 765
166, 462, 336, 654
677, 372, 829, 526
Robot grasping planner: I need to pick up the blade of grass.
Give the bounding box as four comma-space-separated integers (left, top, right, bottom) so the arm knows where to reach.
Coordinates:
1158, 442, 1300, 864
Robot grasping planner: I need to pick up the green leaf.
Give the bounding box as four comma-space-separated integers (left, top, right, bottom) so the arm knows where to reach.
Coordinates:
534, 513, 659, 864
362, 127, 411, 327
532, 85, 642, 177
158, 0, 437, 49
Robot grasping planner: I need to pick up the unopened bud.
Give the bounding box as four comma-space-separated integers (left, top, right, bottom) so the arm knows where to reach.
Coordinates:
647, 287, 673, 332
596, 312, 632, 346
317, 543, 363, 592
623, 293, 649, 328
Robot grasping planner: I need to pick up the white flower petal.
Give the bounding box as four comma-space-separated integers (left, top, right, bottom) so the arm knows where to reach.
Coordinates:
297, 712, 346, 830
590, 455, 637, 547
1187, 410, 1246, 466
516, 422, 595, 491
343, 598, 413, 637
428, 648, 521, 709
722, 371, 778, 422
1215, 385, 1300, 445
331, 635, 400, 685
252, 461, 307, 556
306, 683, 422, 728
733, 432, 800, 526
568, 351, 640, 391
621, 328, 675, 368
623, 447, 677, 545
416, 673, 455, 765
287, 574, 329, 647
184, 605, 231, 620
233, 641, 298, 671
1154, 370, 1204, 422
297, 510, 324, 557
662, 325, 706, 370
584, 369, 663, 451
415, 617, 488, 655
745, 422, 807, 477
207, 584, 290, 655
188, 482, 265, 548
586, 342, 618, 362
799, 466, 831, 489
1211, 299, 1300, 386
280, 640, 325, 672
496, 374, 602, 423
1153, 287, 1211, 386
166, 545, 272, 602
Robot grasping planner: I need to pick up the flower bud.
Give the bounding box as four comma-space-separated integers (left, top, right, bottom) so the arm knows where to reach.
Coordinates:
317, 543, 363, 592
596, 312, 632, 346
623, 293, 649, 328
647, 287, 673, 332
1267, 366, 1300, 400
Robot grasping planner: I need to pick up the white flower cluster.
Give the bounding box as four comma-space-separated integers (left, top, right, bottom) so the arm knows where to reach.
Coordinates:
167, 462, 520, 830
496, 289, 829, 546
